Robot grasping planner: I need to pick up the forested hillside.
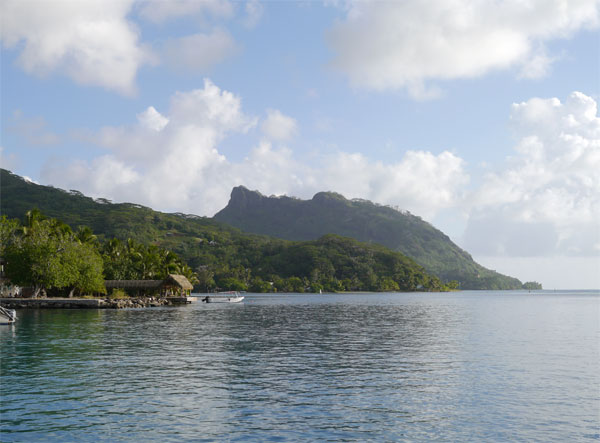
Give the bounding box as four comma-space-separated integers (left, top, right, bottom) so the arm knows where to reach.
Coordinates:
1, 169, 447, 292
214, 186, 523, 289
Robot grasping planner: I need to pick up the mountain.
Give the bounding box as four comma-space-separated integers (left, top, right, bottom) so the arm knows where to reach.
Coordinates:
214, 186, 522, 289
0, 169, 446, 292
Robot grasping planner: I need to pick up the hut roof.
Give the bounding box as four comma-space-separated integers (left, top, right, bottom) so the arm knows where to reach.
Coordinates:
165, 274, 193, 290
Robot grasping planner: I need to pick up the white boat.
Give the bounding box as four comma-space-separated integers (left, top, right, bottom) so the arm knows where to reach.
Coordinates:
0, 306, 17, 324
201, 291, 245, 303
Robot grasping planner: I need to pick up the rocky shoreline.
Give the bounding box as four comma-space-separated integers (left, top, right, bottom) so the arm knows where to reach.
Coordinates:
0, 296, 192, 309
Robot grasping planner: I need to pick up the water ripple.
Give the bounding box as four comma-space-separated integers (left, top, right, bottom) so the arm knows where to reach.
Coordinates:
1, 292, 599, 441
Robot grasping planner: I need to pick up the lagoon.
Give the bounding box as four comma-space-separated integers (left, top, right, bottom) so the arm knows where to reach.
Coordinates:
1, 290, 599, 441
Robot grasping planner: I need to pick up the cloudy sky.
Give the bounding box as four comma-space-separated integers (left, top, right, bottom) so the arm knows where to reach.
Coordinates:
1, 0, 598, 289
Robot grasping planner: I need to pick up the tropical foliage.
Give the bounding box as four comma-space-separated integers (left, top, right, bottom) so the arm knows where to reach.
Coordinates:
2, 211, 105, 297
0, 169, 484, 293
1, 209, 450, 294
1, 211, 198, 297
101, 237, 197, 283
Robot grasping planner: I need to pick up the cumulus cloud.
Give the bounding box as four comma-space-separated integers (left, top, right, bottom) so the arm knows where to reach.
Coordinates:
261, 109, 299, 142
40, 78, 466, 218
232, 145, 467, 220
327, 0, 599, 97
162, 29, 238, 73
0, 0, 152, 95
464, 91, 600, 257
0, 0, 251, 92
42, 79, 256, 213
313, 151, 467, 219
137, 107, 169, 132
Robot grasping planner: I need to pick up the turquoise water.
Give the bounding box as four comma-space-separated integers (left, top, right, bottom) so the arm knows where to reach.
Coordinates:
1, 291, 599, 441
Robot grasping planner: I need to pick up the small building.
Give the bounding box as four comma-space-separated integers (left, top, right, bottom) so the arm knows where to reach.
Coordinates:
162, 274, 194, 296
104, 274, 193, 297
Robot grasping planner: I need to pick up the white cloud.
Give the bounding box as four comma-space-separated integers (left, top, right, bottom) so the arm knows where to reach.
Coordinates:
232, 141, 307, 198
327, 0, 599, 97
41, 79, 256, 213
464, 91, 600, 257
0, 0, 153, 95
261, 109, 299, 142
169, 79, 257, 132
40, 78, 466, 219
137, 107, 169, 132
316, 150, 468, 220
163, 29, 238, 73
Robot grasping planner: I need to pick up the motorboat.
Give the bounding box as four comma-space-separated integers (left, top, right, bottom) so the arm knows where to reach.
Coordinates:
0, 306, 17, 324
201, 291, 245, 303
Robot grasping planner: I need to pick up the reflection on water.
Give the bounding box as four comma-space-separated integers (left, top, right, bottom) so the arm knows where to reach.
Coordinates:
1, 291, 599, 441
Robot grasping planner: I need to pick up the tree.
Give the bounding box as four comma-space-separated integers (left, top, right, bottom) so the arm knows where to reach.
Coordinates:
217, 277, 247, 291
0, 215, 20, 257
22, 208, 45, 236
249, 276, 271, 293
286, 276, 305, 293
61, 242, 106, 296
101, 238, 130, 280
445, 280, 460, 290
5, 219, 70, 296
378, 277, 400, 291
75, 226, 98, 247
4, 216, 105, 297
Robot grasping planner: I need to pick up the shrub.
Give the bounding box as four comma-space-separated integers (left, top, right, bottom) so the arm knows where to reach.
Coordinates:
109, 288, 129, 299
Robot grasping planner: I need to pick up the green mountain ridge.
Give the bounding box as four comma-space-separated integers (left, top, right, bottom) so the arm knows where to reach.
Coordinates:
214, 186, 523, 289
0, 169, 448, 292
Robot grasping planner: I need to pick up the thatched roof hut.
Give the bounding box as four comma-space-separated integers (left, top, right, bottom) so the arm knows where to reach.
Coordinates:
104, 274, 193, 296
163, 274, 193, 292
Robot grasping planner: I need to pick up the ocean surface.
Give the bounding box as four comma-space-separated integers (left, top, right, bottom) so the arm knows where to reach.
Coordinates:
1, 290, 599, 442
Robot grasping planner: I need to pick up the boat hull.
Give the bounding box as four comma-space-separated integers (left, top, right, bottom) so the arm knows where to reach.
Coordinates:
203, 296, 244, 303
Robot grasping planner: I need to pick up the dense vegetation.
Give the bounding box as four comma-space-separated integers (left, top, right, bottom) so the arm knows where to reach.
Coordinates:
215, 186, 525, 290
1, 213, 105, 297
1, 170, 450, 293
192, 233, 451, 293
1, 210, 197, 297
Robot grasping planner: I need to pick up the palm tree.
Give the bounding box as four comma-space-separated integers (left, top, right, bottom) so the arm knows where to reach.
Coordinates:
160, 249, 181, 278
75, 226, 98, 246
22, 208, 45, 236
50, 219, 73, 238
102, 238, 127, 280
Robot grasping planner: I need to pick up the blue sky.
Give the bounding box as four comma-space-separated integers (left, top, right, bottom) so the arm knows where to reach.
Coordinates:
1, 0, 599, 289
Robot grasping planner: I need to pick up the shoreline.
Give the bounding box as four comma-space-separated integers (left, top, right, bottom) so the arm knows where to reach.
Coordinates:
0, 296, 193, 310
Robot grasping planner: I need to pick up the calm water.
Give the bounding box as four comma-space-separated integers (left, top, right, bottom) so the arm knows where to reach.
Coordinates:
1, 291, 599, 442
